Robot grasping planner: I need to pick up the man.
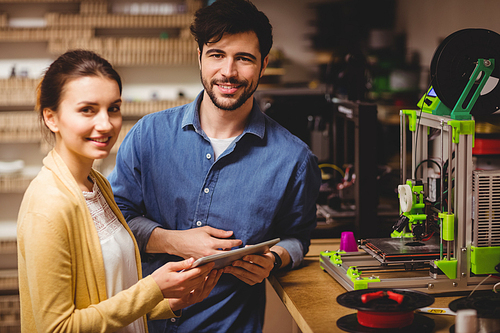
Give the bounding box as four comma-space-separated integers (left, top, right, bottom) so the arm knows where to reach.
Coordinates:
109, 0, 321, 331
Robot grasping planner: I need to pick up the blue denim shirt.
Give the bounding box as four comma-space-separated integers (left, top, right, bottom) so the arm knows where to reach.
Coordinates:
109, 92, 321, 333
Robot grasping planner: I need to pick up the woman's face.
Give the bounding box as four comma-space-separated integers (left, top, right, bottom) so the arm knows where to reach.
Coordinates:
44, 75, 122, 167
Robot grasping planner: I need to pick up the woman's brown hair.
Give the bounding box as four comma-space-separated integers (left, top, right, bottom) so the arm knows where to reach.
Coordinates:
37, 50, 122, 140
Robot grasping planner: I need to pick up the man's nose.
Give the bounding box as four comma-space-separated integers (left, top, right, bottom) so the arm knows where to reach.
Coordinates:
220, 58, 237, 77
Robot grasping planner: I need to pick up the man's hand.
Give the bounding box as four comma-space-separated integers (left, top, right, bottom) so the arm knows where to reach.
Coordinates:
223, 245, 291, 285
223, 250, 274, 285
146, 226, 243, 259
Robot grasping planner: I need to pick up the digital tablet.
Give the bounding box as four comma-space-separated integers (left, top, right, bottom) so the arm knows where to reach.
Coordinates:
191, 238, 280, 269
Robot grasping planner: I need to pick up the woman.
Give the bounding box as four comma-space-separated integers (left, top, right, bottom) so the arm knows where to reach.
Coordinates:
17, 50, 221, 332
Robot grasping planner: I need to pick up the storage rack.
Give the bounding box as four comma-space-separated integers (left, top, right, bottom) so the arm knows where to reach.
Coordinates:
0, 1, 200, 331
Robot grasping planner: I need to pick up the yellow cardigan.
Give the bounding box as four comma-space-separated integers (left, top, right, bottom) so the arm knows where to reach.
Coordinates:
17, 150, 176, 332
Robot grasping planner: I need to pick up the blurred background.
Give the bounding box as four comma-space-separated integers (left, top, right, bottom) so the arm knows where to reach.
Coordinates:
1, 0, 500, 331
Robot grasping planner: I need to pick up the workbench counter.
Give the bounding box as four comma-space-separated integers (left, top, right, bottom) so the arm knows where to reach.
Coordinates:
268, 238, 458, 333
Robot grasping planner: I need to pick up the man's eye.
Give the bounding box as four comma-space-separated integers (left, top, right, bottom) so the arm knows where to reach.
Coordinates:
237, 57, 253, 63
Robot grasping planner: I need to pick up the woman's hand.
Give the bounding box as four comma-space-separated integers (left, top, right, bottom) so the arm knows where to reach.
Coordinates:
168, 268, 223, 312
151, 258, 216, 298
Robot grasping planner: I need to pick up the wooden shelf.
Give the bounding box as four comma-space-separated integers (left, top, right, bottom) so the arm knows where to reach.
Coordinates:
0, 240, 16, 255
0, 0, 77, 2
0, 97, 193, 115
0, 174, 35, 193
48, 37, 198, 66
0, 270, 18, 292
0, 27, 94, 41
0, 79, 38, 106
0, 111, 40, 143
121, 98, 193, 117
0, 78, 38, 90
48, 37, 196, 54
45, 13, 194, 28
0, 0, 202, 65
0, 294, 20, 331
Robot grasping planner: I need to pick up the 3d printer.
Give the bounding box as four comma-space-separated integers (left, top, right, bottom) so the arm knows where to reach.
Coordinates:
320, 28, 500, 294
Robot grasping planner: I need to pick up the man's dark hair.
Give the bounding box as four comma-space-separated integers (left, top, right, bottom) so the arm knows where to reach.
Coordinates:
190, 0, 273, 63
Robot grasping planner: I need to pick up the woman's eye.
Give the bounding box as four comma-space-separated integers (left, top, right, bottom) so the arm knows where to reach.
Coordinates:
109, 106, 121, 113
80, 107, 93, 113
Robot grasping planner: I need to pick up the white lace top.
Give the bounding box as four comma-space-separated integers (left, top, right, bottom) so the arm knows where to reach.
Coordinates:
83, 180, 146, 333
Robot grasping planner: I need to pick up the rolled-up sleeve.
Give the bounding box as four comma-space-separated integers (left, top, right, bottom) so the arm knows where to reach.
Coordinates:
109, 122, 157, 253
127, 216, 162, 253
275, 152, 321, 269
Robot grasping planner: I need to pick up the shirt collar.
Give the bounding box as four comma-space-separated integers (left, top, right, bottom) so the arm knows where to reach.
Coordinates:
182, 91, 265, 140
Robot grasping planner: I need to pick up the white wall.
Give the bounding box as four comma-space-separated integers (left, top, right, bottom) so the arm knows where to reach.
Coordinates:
395, 0, 500, 89
252, 0, 331, 84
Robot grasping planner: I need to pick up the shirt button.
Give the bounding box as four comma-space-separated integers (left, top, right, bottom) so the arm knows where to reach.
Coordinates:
206, 153, 212, 159
196, 221, 202, 227
204, 188, 210, 194
170, 318, 176, 323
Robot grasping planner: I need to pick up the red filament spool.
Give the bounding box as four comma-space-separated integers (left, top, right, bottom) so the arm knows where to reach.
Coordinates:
357, 310, 414, 328
336, 288, 435, 332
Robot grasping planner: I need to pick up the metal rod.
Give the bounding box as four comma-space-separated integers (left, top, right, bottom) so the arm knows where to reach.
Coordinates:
400, 111, 406, 184
440, 120, 444, 260
448, 124, 453, 214
440, 121, 444, 213
447, 124, 453, 261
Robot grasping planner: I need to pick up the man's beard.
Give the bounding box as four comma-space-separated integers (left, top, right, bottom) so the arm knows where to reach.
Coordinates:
202, 75, 260, 111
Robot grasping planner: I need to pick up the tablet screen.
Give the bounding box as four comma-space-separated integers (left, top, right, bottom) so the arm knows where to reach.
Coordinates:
191, 238, 281, 269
